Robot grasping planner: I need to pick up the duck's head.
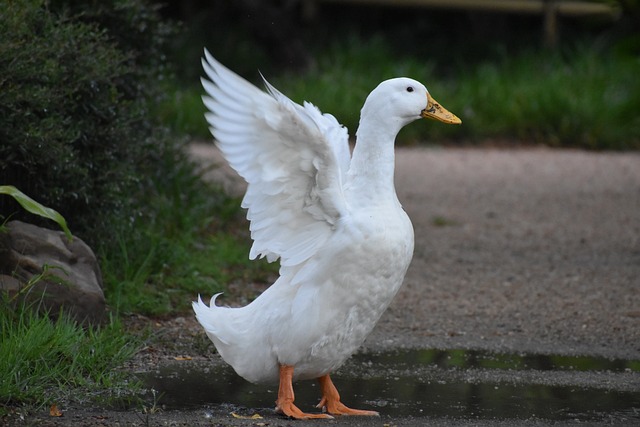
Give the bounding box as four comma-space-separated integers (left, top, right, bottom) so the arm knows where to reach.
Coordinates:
361, 77, 461, 128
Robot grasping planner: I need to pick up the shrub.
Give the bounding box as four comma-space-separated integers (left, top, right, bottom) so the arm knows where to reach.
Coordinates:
0, 0, 176, 243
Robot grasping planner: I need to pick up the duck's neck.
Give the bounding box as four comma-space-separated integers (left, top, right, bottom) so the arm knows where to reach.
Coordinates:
348, 115, 404, 198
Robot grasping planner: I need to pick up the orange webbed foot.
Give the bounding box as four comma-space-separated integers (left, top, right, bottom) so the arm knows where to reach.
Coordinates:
276, 400, 334, 420
276, 365, 333, 420
317, 374, 380, 417
316, 397, 380, 416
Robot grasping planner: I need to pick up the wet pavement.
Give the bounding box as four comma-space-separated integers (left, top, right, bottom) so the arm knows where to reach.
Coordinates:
143, 349, 640, 425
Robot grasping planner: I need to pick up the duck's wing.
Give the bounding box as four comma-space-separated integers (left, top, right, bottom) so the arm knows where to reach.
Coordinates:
201, 49, 351, 268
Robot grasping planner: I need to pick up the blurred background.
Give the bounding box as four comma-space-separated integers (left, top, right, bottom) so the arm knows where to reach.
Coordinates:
157, 0, 640, 149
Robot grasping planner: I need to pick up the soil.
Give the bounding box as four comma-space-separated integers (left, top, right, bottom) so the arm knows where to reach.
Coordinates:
8, 144, 640, 426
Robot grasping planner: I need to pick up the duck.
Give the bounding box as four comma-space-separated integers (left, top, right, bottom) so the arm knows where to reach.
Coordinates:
193, 48, 461, 419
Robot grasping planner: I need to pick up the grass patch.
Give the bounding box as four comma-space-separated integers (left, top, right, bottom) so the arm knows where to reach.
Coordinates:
160, 36, 639, 149
452, 48, 640, 149
153, 85, 209, 139
99, 145, 277, 316
0, 297, 139, 413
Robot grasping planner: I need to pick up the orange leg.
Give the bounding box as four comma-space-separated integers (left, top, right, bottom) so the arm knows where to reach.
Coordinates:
275, 365, 333, 419
316, 374, 379, 416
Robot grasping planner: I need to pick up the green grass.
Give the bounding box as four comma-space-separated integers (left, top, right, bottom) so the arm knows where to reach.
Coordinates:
102, 225, 277, 316
99, 146, 277, 316
159, 36, 639, 149
451, 48, 640, 149
0, 188, 141, 414
154, 85, 209, 140
0, 297, 139, 412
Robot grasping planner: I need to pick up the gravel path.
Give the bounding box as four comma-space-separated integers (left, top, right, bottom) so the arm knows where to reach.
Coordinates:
190, 143, 640, 360
377, 147, 640, 360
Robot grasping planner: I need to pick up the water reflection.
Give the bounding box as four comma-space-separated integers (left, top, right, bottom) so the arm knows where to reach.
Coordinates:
364, 348, 640, 373
143, 348, 640, 423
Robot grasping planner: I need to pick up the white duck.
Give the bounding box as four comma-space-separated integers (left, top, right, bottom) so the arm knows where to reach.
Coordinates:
193, 49, 461, 419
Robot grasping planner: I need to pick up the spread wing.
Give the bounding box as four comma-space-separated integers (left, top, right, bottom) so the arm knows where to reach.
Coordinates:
201, 49, 351, 268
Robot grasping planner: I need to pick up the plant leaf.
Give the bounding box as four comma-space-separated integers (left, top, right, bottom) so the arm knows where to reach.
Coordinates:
0, 185, 72, 241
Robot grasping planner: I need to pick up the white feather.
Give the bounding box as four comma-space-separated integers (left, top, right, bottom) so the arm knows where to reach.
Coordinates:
201, 50, 349, 267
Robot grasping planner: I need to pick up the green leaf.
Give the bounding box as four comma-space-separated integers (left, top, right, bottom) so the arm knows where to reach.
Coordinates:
0, 185, 72, 241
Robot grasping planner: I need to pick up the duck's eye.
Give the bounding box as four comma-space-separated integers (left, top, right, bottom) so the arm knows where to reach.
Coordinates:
406, 86, 414, 93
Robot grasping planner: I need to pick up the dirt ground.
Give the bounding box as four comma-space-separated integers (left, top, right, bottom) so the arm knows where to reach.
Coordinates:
10, 145, 640, 426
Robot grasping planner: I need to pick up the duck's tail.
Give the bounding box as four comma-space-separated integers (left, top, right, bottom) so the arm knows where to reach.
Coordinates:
192, 293, 232, 346
192, 294, 276, 383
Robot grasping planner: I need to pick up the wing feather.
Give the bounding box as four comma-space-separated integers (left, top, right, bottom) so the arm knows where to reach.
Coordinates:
201, 49, 351, 267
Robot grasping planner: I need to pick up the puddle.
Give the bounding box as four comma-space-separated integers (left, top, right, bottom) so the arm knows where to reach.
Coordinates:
143, 349, 640, 423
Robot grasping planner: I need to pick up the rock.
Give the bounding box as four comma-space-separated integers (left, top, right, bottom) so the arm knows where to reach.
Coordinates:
0, 220, 105, 324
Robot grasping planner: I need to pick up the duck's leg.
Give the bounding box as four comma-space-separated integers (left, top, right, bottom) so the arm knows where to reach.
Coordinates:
275, 365, 333, 419
316, 374, 380, 416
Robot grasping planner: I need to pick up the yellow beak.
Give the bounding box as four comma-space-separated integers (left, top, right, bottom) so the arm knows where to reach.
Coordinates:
421, 94, 462, 125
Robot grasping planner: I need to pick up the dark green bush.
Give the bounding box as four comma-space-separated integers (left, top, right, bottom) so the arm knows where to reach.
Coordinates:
0, 0, 176, 242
